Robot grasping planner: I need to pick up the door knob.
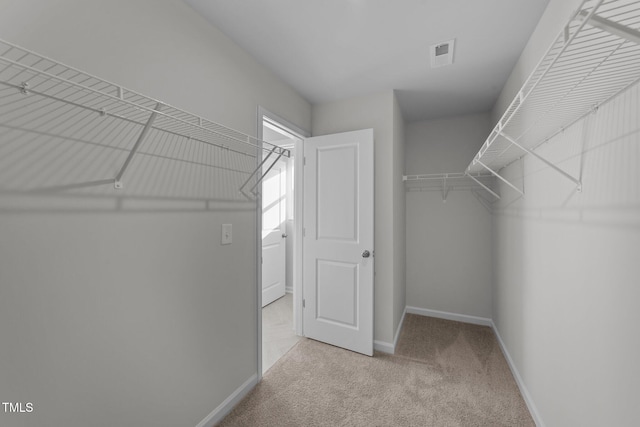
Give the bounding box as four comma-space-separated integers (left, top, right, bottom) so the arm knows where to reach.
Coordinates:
282, 233, 288, 238
362, 250, 370, 258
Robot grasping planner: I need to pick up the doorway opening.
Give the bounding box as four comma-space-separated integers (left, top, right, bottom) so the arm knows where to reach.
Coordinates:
258, 108, 307, 375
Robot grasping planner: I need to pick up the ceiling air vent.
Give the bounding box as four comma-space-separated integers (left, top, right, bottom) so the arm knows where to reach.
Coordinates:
430, 39, 455, 68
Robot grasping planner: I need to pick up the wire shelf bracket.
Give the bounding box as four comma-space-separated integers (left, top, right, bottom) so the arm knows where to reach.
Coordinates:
470, 189, 495, 213
442, 174, 450, 202
466, 0, 640, 194
114, 102, 163, 189
499, 131, 582, 191
476, 161, 524, 197
577, 9, 640, 45
465, 173, 500, 200
238, 146, 287, 200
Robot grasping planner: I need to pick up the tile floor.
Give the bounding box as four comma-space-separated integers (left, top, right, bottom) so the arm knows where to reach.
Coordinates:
262, 293, 301, 374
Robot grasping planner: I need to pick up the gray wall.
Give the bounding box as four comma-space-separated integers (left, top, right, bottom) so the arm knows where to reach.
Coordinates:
492, 0, 640, 425
312, 90, 406, 346
0, 1, 311, 426
405, 114, 493, 318
392, 94, 407, 337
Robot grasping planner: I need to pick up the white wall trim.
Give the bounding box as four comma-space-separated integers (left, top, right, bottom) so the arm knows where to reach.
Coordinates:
373, 340, 395, 354
292, 136, 304, 338
491, 321, 545, 427
374, 306, 408, 354
256, 107, 310, 378
406, 306, 492, 327
194, 374, 258, 427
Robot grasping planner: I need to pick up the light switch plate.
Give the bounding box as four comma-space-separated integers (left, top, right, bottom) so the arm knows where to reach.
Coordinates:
221, 224, 232, 245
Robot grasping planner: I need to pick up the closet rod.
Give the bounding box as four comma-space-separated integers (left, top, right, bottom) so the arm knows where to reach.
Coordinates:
403, 172, 492, 181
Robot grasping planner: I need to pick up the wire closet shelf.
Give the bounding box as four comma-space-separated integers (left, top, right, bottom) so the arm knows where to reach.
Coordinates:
0, 38, 288, 201
403, 173, 499, 201
467, 0, 640, 192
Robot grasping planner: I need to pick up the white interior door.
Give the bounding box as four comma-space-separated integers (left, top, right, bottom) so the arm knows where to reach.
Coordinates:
262, 159, 287, 307
303, 128, 374, 356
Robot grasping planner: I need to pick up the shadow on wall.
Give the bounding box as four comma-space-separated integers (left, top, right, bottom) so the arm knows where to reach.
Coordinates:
492, 81, 640, 231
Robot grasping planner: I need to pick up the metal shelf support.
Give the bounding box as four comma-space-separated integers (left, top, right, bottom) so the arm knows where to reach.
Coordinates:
248, 151, 284, 196
499, 132, 582, 192
465, 173, 500, 199
239, 147, 276, 198
239, 146, 288, 199
578, 10, 640, 45
442, 174, 449, 202
114, 102, 163, 189
475, 160, 524, 197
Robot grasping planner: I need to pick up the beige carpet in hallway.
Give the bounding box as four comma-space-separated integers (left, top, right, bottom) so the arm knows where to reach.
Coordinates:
218, 314, 534, 426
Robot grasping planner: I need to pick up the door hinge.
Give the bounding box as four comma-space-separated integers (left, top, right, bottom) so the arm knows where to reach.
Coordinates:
303, 227, 306, 237
303, 157, 306, 166
302, 299, 305, 308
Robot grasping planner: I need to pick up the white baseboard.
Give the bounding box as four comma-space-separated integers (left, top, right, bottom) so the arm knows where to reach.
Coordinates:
373, 340, 394, 354
405, 306, 492, 327
195, 373, 258, 427
285, 287, 293, 294
491, 322, 545, 427
374, 306, 408, 354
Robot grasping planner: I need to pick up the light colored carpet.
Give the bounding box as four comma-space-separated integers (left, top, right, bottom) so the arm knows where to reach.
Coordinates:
218, 314, 534, 426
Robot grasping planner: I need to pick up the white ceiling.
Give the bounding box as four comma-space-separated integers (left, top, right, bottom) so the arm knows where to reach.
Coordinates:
185, 0, 550, 122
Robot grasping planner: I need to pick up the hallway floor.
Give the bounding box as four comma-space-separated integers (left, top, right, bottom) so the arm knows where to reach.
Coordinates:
262, 293, 301, 374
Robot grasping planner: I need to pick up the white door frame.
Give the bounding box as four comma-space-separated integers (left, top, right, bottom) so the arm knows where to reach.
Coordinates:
261, 156, 287, 308
256, 106, 309, 379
